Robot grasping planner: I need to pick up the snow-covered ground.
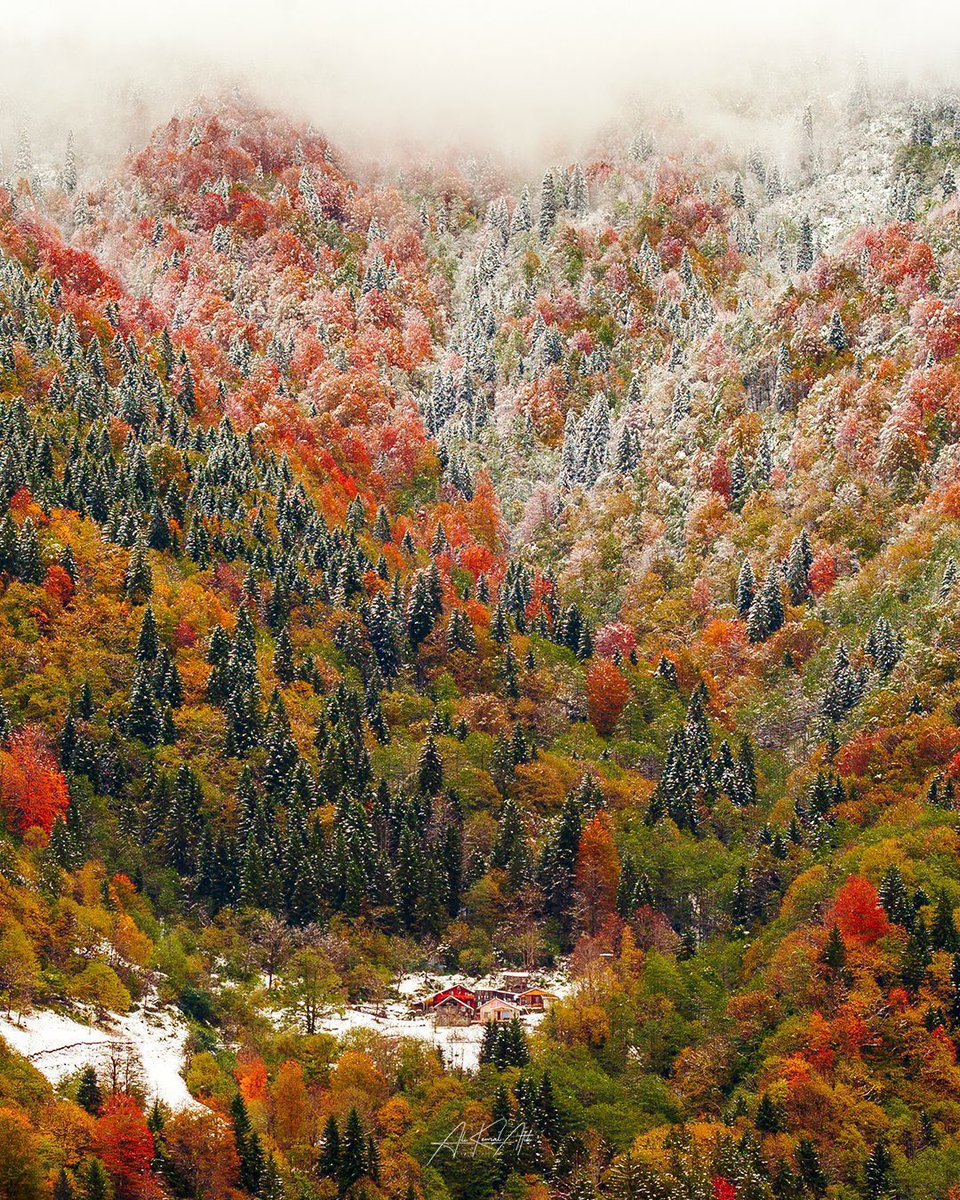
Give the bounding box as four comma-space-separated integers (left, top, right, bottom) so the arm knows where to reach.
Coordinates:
292, 967, 573, 1073
314, 1004, 490, 1072
0, 998, 199, 1109
762, 109, 901, 248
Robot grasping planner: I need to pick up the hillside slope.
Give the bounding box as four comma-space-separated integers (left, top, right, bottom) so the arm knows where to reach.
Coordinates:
0, 88, 960, 1200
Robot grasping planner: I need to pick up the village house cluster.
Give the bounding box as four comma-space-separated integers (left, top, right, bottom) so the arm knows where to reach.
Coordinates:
413, 973, 560, 1026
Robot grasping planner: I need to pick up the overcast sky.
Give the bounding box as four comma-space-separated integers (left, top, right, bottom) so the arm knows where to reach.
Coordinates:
3, 0, 960, 165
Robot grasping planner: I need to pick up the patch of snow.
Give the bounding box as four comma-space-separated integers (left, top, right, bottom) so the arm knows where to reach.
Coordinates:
0, 998, 199, 1110
291, 965, 573, 1073
313, 1004, 489, 1072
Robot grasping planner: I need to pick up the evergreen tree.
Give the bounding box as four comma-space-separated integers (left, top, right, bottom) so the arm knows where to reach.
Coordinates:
796, 1138, 827, 1196
14, 517, 43, 583
755, 1092, 783, 1133
417, 735, 443, 795
339, 1107, 367, 1191
539, 171, 557, 240
82, 1161, 111, 1200
231, 1093, 266, 1195
272, 625, 295, 684
135, 605, 160, 663
77, 1065, 102, 1115
821, 923, 847, 976
319, 1113, 341, 1180
932, 889, 959, 952
828, 308, 848, 353
54, 1168, 74, 1200
797, 215, 814, 272
735, 558, 755, 618
125, 538, 153, 601
864, 1138, 892, 1199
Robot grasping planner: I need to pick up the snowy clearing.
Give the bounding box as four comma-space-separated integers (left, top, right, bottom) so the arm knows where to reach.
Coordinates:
284, 967, 572, 1073
0, 999, 199, 1110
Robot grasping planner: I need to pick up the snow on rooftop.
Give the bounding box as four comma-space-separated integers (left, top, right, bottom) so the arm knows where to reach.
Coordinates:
0, 999, 199, 1110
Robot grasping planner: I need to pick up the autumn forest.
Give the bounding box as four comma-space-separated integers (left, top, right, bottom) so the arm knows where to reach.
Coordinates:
0, 43, 959, 1200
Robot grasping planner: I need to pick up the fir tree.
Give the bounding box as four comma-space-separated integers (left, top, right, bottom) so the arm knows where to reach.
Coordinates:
339, 1107, 367, 1191
417, 735, 443, 795
77, 1065, 102, 1115
125, 538, 153, 602
14, 518, 43, 584
319, 1113, 341, 1180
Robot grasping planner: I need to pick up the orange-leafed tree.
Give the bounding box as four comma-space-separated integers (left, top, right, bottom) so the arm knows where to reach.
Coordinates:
42, 564, 75, 606
161, 1109, 240, 1200
574, 812, 621, 936
0, 725, 69, 837
271, 1059, 312, 1149
831, 875, 891, 946
95, 1094, 158, 1200
586, 659, 629, 736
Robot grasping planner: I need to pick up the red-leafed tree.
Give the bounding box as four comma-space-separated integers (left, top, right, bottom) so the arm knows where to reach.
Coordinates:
0, 726, 69, 836
831, 875, 891, 946
95, 1094, 158, 1200
709, 445, 732, 501
574, 812, 621, 935
42, 564, 75, 606
586, 659, 629, 736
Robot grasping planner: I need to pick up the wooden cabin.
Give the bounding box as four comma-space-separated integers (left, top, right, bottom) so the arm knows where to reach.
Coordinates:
432, 994, 475, 1026
516, 988, 559, 1011
425, 984, 477, 1010
477, 997, 522, 1024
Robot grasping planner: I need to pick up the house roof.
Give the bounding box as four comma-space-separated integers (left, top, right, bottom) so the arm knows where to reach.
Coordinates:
433, 993, 474, 1008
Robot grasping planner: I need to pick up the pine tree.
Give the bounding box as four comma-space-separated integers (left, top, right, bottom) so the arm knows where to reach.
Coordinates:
54, 1168, 74, 1200
272, 625, 295, 684
339, 1107, 367, 1191
231, 1093, 266, 1195
417, 735, 443, 795
821, 923, 847, 975
828, 308, 848, 353
785, 529, 812, 604
864, 1138, 892, 1199
796, 1137, 827, 1196
373, 504, 392, 542
368, 592, 401, 678
797, 215, 814, 272
125, 538, 153, 601
77, 1064, 102, 1114
901, 915, 932, 991
735, 559, 755, 618
82, 1160, 111, 1200
135, 605, 160, 663
319, 1113, 341, 1180
539, 171, 557, 240
931, 889, 959, 952
755, 1092, 783, 1133
407, 574, 437, 652
14, 518, 43, 584
127, 669, 161, 746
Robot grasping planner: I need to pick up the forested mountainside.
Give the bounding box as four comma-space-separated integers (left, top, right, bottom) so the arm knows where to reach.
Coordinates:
3, 85, 960, 1200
